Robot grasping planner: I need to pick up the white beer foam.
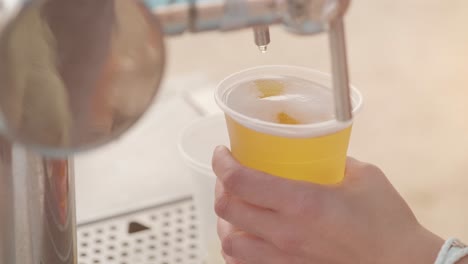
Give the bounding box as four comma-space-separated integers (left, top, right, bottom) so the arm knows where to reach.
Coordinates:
226, 76, 335, 125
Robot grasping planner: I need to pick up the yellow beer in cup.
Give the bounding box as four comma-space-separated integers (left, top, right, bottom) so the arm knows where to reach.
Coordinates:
215, 65, 363, 184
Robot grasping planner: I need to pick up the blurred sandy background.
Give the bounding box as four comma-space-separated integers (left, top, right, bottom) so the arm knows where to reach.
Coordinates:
161, 0, 468, 240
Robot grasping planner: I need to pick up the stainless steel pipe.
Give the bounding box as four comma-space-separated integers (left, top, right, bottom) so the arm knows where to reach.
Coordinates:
0, 137, 76, 264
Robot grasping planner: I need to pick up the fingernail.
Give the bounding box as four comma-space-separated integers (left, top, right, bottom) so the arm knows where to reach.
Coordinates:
214, 145, 226, 154
212, 146, 226, 168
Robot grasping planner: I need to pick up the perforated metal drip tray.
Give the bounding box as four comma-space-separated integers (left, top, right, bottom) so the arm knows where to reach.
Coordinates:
77, 196, 203, 264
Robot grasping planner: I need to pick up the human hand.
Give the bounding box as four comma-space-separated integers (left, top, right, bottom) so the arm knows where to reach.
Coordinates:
212, 146, 444, 264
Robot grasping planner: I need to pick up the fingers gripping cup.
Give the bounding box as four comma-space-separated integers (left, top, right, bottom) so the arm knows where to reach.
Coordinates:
215, 65, 363, 184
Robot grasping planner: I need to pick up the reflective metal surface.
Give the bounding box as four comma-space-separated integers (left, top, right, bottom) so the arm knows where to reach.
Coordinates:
253, 25, 271, 52
0, 137, 15, 264
148, 0, 353, 122
329, 18, 353, 121
0, 0, 165, 155
0, 136, 76, 264
280, 0, 350, 34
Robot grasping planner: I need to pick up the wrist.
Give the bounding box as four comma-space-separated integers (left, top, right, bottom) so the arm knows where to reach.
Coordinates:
382, 226, 444, 264
410, 228, 444, 264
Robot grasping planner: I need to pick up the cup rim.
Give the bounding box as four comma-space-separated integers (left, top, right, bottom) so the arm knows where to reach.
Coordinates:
214, 64, 364, 138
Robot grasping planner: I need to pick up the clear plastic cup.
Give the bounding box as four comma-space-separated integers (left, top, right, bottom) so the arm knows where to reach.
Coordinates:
215, 65, 363, 184
178, 114, 229, 264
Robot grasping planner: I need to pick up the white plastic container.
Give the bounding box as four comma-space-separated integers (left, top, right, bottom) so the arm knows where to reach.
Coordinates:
178, 114, 229, 264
